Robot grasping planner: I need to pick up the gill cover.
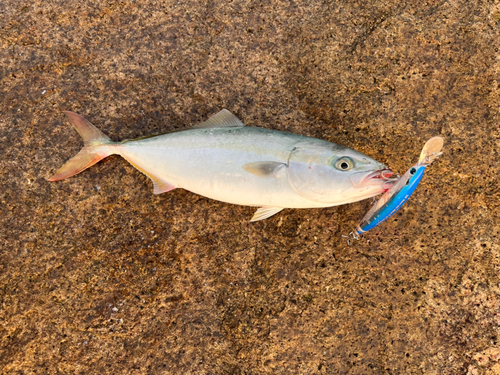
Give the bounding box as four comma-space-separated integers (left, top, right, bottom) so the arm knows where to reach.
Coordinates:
287, 141, 342, 203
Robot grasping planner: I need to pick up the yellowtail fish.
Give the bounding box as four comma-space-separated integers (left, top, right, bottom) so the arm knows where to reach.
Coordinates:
48, 110, 395, 221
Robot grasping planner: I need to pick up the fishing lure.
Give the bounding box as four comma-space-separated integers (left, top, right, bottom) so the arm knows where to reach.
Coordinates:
348, 137, 443, 239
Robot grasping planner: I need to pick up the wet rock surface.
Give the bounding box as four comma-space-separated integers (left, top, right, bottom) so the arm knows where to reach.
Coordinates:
1, 0, 500, 373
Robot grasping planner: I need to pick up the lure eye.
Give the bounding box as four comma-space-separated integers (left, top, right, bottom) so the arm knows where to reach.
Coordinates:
410, 167, 416, 175
334, 157, 355, 171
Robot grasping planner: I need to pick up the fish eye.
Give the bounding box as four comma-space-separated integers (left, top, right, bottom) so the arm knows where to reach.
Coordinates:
410, 167, 416, 175
334, 157, 355, 171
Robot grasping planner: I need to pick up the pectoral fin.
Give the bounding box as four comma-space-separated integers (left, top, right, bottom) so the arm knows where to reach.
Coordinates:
242, 162, 286, 178
250, 207, 284, 222
193, 109, 245, 129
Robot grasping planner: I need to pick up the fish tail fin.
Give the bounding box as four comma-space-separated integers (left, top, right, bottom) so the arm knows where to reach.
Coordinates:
48, 111, 117, 181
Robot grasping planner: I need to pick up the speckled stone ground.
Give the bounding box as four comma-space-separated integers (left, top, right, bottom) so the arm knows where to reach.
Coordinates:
1, 0, 500, 374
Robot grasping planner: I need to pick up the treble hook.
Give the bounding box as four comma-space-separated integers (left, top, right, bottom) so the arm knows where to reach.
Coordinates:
341, 231, 360, 246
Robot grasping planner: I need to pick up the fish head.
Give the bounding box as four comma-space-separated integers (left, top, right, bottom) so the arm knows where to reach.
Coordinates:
287, 141, 394, 204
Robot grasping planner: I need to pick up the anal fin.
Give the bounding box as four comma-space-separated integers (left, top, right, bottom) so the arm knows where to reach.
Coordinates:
123, 157, 176, 195
250, 207, 284, 222
152, 178, 176, 195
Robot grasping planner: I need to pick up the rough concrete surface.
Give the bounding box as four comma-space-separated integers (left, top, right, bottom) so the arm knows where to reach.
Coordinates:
1, 0, 500, 374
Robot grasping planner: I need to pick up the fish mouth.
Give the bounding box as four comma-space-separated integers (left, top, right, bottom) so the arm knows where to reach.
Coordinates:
350, 169, 396, 190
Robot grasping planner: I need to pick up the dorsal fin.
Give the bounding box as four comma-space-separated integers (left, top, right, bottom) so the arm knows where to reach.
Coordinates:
125, 110, 246, 143
192, 109, 245, 129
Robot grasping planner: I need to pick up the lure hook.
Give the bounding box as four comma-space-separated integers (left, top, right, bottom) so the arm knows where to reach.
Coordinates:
341, 231, 360, 246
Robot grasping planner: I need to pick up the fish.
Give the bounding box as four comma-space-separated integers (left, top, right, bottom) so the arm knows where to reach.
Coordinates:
352, 137, 443, 236
48, 109, 395, 221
